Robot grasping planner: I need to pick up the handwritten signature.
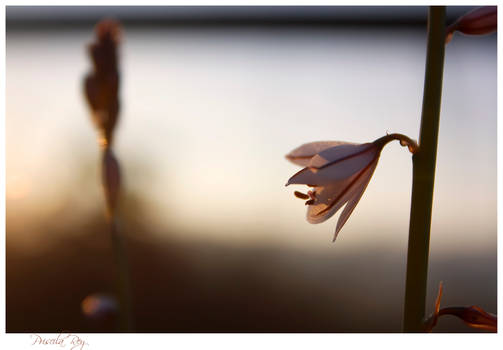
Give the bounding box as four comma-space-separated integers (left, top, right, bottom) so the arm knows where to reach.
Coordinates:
31, 332, 89, 350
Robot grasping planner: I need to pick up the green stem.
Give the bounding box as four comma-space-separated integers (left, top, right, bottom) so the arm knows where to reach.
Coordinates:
403, 6, 446, 332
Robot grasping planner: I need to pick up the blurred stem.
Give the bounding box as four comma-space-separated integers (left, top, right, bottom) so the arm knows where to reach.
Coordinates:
403, 6, 445, 332
109, 211, 134, 332
104, 152, 134, 332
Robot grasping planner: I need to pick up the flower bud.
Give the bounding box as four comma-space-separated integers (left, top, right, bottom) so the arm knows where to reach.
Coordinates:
424, 282, 497, 332
84, 19, 121, 147
446, 6, 497, 44
81, 293, 118, 320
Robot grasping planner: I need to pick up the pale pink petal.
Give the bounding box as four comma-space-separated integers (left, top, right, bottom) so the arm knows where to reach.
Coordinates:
308, 143, 374, 169
286, 167, 320, 186
286, 147, 378, 186
306, 174, 361, 224
306, 159, 377, 224
333, 159, 379, 240
309, 147, 376, 182
286, 141, 352, 166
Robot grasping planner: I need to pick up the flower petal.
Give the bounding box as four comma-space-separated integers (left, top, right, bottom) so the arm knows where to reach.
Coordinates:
308, 143, 375, 169
306, 176, 359, 224
333, 159, 378, 240
306, 158, 378, 224
286, 141, 352, 166
287, 146, 378, 186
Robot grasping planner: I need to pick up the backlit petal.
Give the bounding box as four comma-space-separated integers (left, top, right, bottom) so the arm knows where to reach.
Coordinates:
287, 148, 378, 186
308, 143, 375, 169
286, 141, 352, 166
286, 167, 322, 186
306, 174, 361, 224
306, 158, 377, 224
334, 159, 379, 240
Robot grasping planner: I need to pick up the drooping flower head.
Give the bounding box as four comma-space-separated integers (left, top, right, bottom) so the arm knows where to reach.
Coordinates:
286, 133, 417, 241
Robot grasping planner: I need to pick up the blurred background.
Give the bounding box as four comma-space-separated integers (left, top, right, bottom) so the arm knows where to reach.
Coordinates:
6, 6, 496, 332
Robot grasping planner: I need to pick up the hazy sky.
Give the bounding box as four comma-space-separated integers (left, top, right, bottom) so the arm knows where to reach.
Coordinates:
6, 24, 496, 257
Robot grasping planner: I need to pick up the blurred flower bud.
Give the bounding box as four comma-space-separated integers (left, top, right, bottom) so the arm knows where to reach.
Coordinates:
446, 6, 497, 44
81, 293, 118, 320
84, 19, 121, 147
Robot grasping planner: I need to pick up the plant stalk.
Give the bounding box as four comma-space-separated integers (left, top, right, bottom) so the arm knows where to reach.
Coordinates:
103, 147, 133, 331
403, 6, 446, 332
109, 213, 134, 332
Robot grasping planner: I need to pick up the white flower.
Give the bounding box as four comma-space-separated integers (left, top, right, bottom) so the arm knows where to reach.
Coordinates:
286, 134, 417, 241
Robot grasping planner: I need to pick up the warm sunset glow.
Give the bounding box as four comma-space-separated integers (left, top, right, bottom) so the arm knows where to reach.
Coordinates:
7, 174, 32, 200
6, 6, 496, 334
6, 26, 496, 251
